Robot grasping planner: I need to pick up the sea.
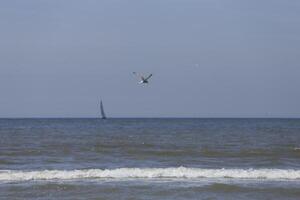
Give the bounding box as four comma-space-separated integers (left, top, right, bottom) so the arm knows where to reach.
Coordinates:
0, 118, 300, 200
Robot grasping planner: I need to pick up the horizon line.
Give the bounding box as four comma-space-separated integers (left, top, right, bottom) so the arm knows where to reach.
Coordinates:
0, 117, 300, 119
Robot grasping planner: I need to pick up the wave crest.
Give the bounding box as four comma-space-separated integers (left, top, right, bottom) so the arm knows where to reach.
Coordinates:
1, 167, 300, 181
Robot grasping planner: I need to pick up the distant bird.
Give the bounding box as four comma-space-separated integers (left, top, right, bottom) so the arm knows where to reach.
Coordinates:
133, 72, 153, 84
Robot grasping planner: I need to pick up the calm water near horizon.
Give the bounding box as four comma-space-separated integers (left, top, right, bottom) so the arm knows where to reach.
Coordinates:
1, 118, 300, 199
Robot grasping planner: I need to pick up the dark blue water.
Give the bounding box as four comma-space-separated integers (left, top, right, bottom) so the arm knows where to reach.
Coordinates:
1, 118, 300, 199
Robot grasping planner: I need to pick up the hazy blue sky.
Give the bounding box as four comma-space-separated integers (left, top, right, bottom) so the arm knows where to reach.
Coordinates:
0, 0, 300, 118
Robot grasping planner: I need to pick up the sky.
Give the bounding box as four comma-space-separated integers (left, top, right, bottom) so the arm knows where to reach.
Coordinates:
0, 0, 300, 118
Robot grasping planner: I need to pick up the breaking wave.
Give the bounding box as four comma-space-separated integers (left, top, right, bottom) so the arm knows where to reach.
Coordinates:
1, 167, 300, 182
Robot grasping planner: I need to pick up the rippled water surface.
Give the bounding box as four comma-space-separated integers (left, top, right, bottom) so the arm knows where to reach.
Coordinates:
0, 118, 300, 199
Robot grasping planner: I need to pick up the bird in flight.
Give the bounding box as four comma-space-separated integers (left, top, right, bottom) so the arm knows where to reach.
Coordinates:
133, 72, 153, 84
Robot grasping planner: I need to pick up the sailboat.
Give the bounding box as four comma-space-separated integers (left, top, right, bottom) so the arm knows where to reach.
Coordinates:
100, 100, 107, 119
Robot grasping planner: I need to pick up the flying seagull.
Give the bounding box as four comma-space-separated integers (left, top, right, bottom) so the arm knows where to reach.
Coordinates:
133, 72, 153, 84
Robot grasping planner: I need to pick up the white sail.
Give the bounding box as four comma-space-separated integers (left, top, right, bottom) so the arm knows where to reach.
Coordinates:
100, 100, 107, 119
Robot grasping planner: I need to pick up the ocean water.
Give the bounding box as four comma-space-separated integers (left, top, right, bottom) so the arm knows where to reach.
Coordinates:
0, 118, 300, 199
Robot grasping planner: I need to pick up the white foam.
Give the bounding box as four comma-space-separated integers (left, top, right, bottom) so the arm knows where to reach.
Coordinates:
0, 167, 300, 182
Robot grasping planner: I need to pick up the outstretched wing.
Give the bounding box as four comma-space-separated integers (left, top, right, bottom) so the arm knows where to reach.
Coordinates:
133, 72, 145, 81
144, 74, 153, 81
133, 72, 145, 80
